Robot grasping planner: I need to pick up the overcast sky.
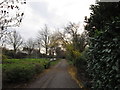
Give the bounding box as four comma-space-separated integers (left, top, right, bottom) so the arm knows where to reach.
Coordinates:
15, 0, 96, 40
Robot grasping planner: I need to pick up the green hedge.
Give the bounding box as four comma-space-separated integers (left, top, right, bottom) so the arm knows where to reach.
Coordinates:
86, 23, 120, 89
3, 64, 35, 82
2, 59, 49, 83
85, 2, 120, 89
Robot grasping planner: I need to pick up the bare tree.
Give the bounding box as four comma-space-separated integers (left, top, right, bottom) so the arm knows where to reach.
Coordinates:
48, 30, 70, 54
34, 38, 42, 53
49, 32, 59, 56
0, 0, 26, 46
77, 30, 89, 52
64, 22, 88, 52
24, 38, 35, 55
65, 22, 79, 37
38, 25, 50, 55
7, 30, 23, 53
49, 31, 65, 56
64, 22, 80, 49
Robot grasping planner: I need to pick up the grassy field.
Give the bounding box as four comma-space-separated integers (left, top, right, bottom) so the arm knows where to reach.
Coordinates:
2, 58, 50, 83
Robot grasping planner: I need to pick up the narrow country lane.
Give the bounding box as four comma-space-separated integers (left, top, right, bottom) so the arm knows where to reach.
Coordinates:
25, 59, 80, 88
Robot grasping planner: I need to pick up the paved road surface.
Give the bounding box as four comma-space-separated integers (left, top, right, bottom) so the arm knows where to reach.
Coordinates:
26, 59, 79, 88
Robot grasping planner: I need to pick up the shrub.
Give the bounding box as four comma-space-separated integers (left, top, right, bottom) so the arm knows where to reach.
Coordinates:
1, 54, 8, 60
73, 49, 88, 68
2, 58, 50, 83
3, 64, 36, 83
87, 29, 120, 89
85, 2, 120, 89
34, 63, 44, 73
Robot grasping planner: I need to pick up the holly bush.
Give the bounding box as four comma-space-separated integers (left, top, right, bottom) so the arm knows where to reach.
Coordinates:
85, 2, 120, 89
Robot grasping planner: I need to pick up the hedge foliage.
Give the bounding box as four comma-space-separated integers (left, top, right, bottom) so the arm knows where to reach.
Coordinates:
87, 26, 120, 89
2, 59, 49, 83
85, 2, 120, 89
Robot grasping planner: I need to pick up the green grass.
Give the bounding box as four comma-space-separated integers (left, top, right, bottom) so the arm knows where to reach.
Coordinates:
3, 58, 49, 65
2, 58, 50, 83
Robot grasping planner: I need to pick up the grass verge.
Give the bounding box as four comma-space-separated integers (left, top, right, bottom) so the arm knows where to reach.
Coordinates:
2, 58, 49, 84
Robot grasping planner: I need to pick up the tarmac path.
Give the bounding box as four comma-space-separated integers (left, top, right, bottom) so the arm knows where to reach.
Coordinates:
26, 59, 80, 88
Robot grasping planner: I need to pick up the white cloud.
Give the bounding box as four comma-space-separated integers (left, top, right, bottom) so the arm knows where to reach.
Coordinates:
17, 0, 96, 40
